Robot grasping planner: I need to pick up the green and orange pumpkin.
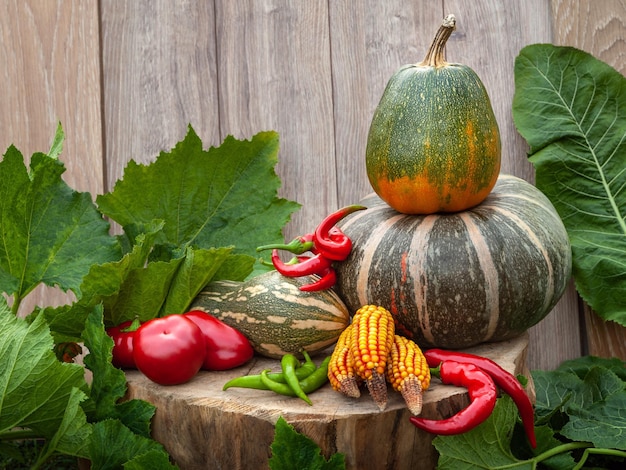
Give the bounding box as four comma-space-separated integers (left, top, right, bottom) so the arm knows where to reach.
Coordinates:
366, 14, 501, 214
334, 175, 572, 349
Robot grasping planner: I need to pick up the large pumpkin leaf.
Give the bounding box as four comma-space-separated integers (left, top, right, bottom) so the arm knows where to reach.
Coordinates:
0, 298, 91, 459
513, 44, 626, 325
0, 125, 121, 310
96, 127, 300, 258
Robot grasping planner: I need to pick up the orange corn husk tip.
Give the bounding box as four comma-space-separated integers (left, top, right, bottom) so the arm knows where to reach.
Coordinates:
328, 325, 361, 398
386, 335, 431, 415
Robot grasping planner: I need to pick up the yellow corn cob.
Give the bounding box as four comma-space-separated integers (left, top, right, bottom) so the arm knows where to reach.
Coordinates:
350, 304, 395, 410
328, 324, 361, 398
386, 335, 430, 415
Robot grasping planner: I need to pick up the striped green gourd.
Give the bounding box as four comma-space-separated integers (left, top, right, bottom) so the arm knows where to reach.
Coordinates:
334, 174, 572, 349
190, 270, 350, 359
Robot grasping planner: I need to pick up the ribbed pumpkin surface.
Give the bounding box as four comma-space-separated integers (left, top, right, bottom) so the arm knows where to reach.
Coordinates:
190, 271, 350, 358
334, 174, 572, 349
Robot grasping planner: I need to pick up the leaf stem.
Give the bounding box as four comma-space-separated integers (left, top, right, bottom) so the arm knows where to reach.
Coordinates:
528, 441, 626, 469
532, 441, 590, 463
0, 428, 41, 440
571, 447, 626, 470
10, 297, 21, 316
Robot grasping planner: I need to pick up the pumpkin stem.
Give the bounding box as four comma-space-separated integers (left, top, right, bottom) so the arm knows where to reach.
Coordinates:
419, 14, 456, 68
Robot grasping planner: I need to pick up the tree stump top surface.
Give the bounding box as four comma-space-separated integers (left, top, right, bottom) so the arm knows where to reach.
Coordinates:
125, 333, 531, 470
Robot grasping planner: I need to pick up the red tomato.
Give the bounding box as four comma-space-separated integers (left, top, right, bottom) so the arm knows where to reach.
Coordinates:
106, 320, 137, 369
184, 310, 254, 370
133, 314, 205, 385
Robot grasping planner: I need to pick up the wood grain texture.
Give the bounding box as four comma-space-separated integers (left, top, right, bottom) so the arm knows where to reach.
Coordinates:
528, 282, 583, 369
552, 0, 626, 74
0, 0, 102, 314
0, 0, 103, 192
551, 0, 626, 360
584, 304, 626, 359
100, 0, 220, 189
214, 0, 336, 238
328, 1, 443, 207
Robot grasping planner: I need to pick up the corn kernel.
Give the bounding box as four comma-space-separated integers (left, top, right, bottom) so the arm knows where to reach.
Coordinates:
386, 335, 430, 415
350, 305, 396, 410
328, 325, 361, 398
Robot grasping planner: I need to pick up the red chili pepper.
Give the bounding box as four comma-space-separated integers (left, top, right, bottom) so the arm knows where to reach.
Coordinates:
106, 318, 141, 369
256, 233, 316, 255
184, 310, 254, 370
271, 249, 332, 277
299, 267, 337, 292
424, 349, 537, 448
313, 205, 366, 261
410, 360, 497, 435
133, 314, 205, 385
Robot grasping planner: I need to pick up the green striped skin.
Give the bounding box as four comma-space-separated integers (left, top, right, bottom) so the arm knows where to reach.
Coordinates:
190, 271, 350, 359
334, 175, 572, 349
366, 62, 501, 214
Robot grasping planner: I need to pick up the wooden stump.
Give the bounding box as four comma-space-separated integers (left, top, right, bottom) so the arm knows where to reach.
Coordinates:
125, 333, 532, 470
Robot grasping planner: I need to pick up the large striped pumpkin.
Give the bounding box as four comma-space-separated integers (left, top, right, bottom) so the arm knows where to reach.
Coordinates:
334, 174, 572, 349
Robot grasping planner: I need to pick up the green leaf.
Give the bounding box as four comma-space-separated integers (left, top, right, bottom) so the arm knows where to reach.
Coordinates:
563, 390, 626, 450
44, 387, 92, 460
0, 298, 90, 449
269, 416, 345, 470
533, 360, 626, 451
114, 399, 157, 440
81, 305, 157, 439
0, 139, 121, 309
559, 366, 626, 450
96, 127, 300, 258
48, 122, 65, 160
532, 425, 578, 470
82, 305, 130, 420
557, 355, 626, 381
512, 44, 626, 325
532, 369, 584, 421
79, 307, 171, 465
434, 396, 531, 469
161, 245, 235, 314
89, 419, 174, 470
43, 227, 163, 338
122, 449, 179, 470
211, 252, 258, 282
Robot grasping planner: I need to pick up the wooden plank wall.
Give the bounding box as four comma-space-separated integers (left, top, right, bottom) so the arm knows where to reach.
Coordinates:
1, 0, 624, 370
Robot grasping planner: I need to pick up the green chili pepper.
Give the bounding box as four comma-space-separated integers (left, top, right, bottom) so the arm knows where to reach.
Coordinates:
259, 357, 330, 400
281, 353, 313, 405
260, 369, 301, 397
298, 350, 317, 377
256, 233, 315, 255
222, 351, 316, 391
227, 356, 331, 405
298, 356, 330, 393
